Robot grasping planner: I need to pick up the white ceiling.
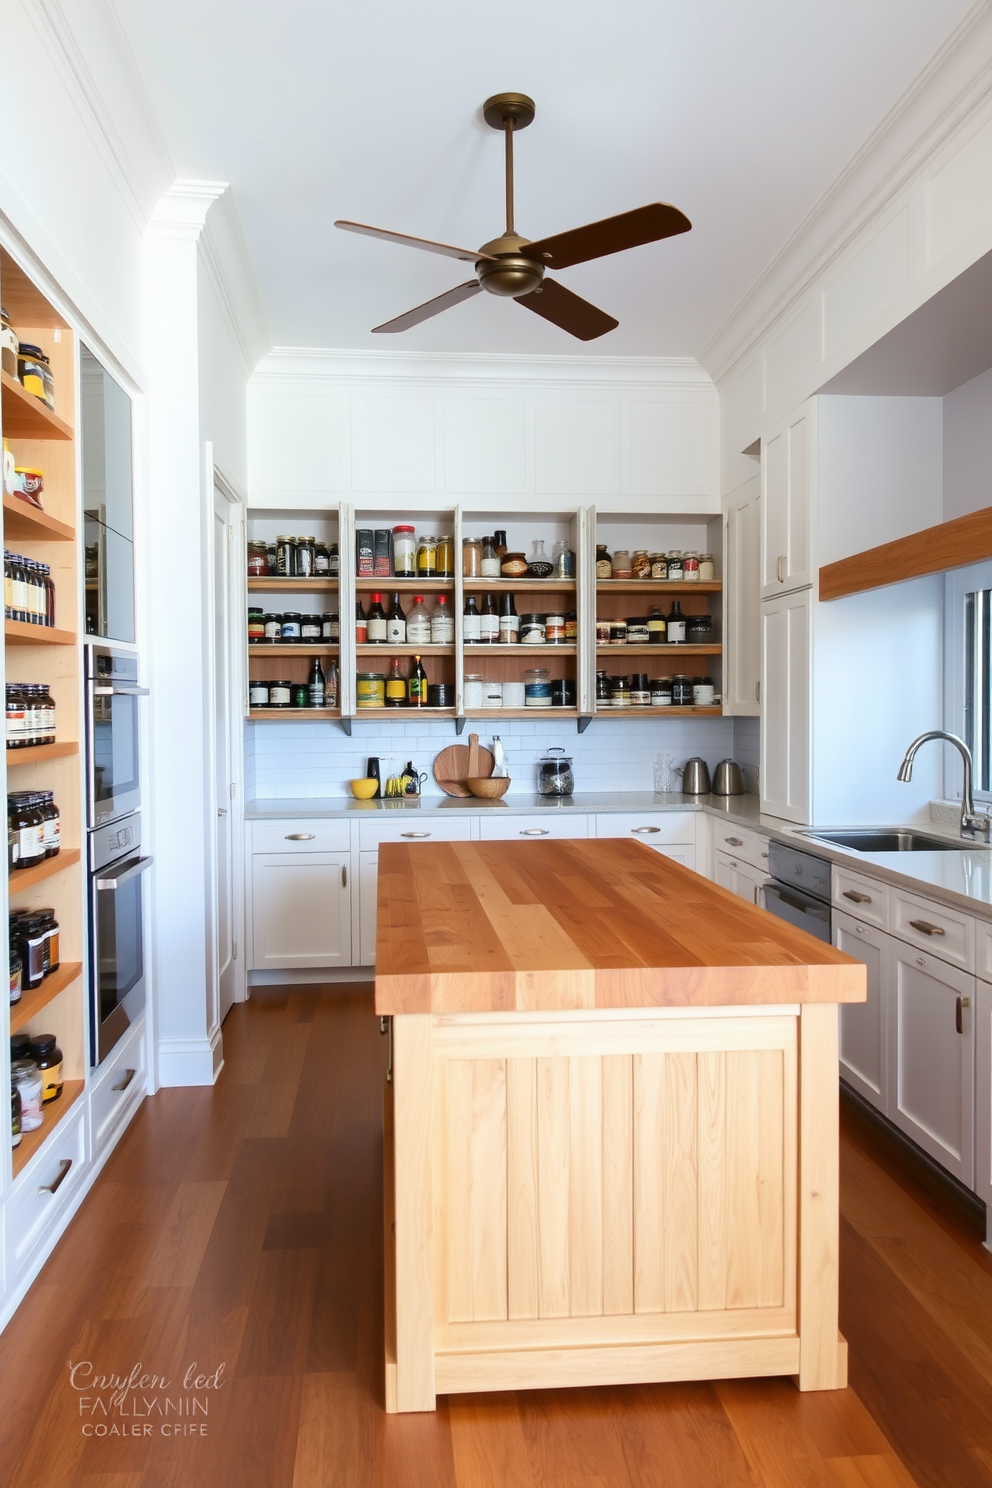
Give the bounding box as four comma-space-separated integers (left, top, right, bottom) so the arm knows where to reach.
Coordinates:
111, 0, 973, 359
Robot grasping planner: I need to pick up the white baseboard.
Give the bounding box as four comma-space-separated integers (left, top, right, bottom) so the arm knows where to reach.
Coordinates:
156, 1026, 224, 1086
248, 967, 375, 987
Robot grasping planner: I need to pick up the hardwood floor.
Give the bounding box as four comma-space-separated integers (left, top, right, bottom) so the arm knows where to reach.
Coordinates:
2, 984, 991, 1487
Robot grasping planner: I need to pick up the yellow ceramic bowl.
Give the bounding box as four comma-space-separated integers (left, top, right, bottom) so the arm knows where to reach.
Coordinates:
350, 778, 379, 800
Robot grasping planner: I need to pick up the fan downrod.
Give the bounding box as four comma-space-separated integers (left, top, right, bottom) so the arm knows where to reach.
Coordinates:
482, 92, 535, 130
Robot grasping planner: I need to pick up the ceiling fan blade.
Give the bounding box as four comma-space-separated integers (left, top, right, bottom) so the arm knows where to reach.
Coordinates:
372, 280, 483, 334
522, 203, 691, 269
335, 220, 495, 264
516, 278, 618, 341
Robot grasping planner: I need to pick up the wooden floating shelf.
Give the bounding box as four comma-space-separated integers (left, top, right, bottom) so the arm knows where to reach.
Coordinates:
6, 740, 79, 765
356, 577, 454, 593
463, 577, 577, 592
248, 708, 340, 720
247, 577, 338, 592
465, 643, 576, 654
355, 707, 457, 717
594, 706, 723, 717
249, 643, 340, 654
596, 580, 722, 593
0, 369, 73, 440
356, 644, 451, 656
12, 1080, 85, 1179
5, 619, 76, 646
819, 505, 992, 601
10, 962, 84, 1035
596, 644, 722, 656
8, 847, 81, 894
462, 709, 578, 720
2, 494, 75, 542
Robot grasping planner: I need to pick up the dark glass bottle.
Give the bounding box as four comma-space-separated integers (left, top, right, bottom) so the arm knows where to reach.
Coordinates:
408, 655, 428, 708
308, 656, 325, 708
667, 599, 686, 644
462, 593, 481, 644
366, 592, 387, 643
386, 592, 406, 645
480, 592, 499, 644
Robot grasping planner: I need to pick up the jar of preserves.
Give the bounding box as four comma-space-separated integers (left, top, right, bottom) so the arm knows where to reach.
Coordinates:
671, 673, 693, 706
595, 618, 611, 646
667, 551, 684, 582
268, 680, 292, 709
500, 551, 528, 578
699, 553, 715, 581
38, 791, 59, 857
249, 679, 270, 708
263, 612, 282, 641
631, 550, 651, 579
10, 935, 22, 1004
295, 536, 315, 578
626, 617, 649, 644
683, 551, 699, 581
8, 792, 45, 870
6, 683, 26, 749
609, 675, 630, 707
300, 614, 322, 641
565, 611, 578, 644
247, 607, 265, 643
356, 672, 386, 709
650, 677, 673, 707
596, 669, 611, 702
417, 536, 437, 577
328, 542, 340, 577
462, 537, 482, 577
520, 614, 545, 645
630, 673, 650, 705
686, 614, 715, 643
247, 541, 269, 576
609, 619, 627, 646
280, 612, 302, 641
436, 534, 454, 578
14, 913, 48, 990
595, 544, 612, 579
322, 612, 340, 640
17, 343, 55, 409
28, 1034, 63, 1103
611, 549, 632, 579
392, 524, 417, 577
544, 611, 566, 644
692, 677, 716, 706
650, 553, 668, 580
314, 541, 331, 575
524, 667, 552, 709
10, 1059, 43, 1132
275, 535, 296, 577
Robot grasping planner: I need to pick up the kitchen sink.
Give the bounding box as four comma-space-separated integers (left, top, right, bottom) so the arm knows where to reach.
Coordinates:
803, 828, 986, 852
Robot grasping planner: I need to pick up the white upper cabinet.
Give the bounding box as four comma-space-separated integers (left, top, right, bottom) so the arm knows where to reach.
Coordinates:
760, 405, 812, 596
724, 475, 760, 715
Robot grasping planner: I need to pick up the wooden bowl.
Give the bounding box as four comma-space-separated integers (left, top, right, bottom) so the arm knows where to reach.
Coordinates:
466, 776, 510, 799
350, 778, 379, 800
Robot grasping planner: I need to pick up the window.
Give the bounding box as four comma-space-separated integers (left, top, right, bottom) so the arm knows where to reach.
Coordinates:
946, 561, 992, 802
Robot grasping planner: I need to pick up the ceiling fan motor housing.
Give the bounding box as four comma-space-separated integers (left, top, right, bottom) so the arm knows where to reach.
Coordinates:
475, 233, 544, 298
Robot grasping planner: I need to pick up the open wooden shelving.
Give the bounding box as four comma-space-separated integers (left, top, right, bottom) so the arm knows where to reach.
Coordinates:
12, 1081, 84, 1179
465, 644, 576, 655
356, 577, 453, 593
0, 368, 73, 440
819, 505, 992, 601
464, 576, 577, 593
463, 708, 577, 721
355, 706, 457, 718
596, 580, 722, 595
2, 494, 74, 542
6, 740, 79, 765
596, 644, 721, 658
356, 643, 450, 657
10, 962, 84, 1035
250, 643, 339, 655
5, 619, 76, 646
248, 577, 338, 593
8, 848, 81, 895
248, 708, 340, 720
595, 705, 722, 717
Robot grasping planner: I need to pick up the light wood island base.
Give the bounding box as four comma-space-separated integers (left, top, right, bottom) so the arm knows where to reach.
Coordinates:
376, 840, 862, 1413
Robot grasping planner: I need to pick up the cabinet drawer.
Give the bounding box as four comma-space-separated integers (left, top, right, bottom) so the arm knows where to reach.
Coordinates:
8, 1102, 87, 1278
832, 866, 886, 928
594, 812, 695, 845
714, 824, 770, 872
358, 818, 474, 850
890, 889, 974, 971
252, 818, 351, 854
477, 814, 588, 841
90, 1021, 146, 1154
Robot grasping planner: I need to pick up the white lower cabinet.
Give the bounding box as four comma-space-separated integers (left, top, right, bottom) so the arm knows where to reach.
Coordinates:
359, 851, 379, 967
594, 812, 696, 871
7, 1099, 88, 1286
477, 814, 588, 841
250, 852, 352, 969
89, 1015, 147, 1160
714, 850, 765, 904
975, 979, 992, 1229
834, 909, 886, 1105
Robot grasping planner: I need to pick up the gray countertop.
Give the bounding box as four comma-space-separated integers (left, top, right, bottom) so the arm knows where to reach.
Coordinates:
245, 791, 992, 920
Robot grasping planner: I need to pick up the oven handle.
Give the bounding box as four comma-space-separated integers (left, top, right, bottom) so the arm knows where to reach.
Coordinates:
96, 854, 153, 890
91, 684, 149, 696
765, 884, 826, 917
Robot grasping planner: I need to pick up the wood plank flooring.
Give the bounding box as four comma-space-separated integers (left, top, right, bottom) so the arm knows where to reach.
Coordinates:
1, 984, 990, 1487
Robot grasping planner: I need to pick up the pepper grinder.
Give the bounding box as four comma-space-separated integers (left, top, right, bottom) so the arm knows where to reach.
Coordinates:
366, 756, 382, 799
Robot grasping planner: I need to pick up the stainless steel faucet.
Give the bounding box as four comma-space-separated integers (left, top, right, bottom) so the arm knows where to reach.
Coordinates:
897, 730, 992, 840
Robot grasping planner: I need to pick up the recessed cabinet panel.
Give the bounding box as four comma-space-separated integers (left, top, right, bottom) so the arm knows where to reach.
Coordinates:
250, 853, 352, 969
352, 395, 435, 492
626, 398, 709, 497
534, 400, 618, 495
833, 910, 885, 1104
760, 590, 811, 822
249, 387, 348, 497
760, 409, 811, 597
444, 398, 527, 494
724, 478, 760, 715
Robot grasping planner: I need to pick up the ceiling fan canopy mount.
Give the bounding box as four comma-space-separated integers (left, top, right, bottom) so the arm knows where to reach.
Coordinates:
335, 92, 691, 340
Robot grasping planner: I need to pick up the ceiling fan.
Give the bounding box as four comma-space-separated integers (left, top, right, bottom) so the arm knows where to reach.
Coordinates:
335, 92, 691, 341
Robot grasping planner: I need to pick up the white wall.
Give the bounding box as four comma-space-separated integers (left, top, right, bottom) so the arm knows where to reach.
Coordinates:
943, 366, 992, 520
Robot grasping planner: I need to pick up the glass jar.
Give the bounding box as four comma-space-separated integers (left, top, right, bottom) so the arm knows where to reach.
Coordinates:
630, 673, 650, 705
13, 914, 47, 990
552, 539, 575, 578
0, 306, 17, 377
328, 542, 340, 577
38, 792, 59, 858
276, 535, 296, 577
247, 608, 265, 643
247, 541, 269, 577
595, 544, 612, 579
699, 553, 715, 581
280, 612, 302, 641
544, 611, 566, 644
17, 343, 55, 409
264, 612, 282, 641
8, 792, 45, 870
10, 1058, 43, 1131
693, 677, 716, 706
609, 619, 627, 646
463, 674, 484, 709
417, 536, 437, 578
565, 611, 578, 644
249, 679, 270, 708
268, 679, 292, 709
551, 679, 575, 708
683, 551, 699, 582
611, 549, 632, 579
595, 669, 611, 703
462, 537, 482, 578
322, 612, 340, 641
650, 553, 668, 580
300, 614, 322, 641
595, 618, 611, 646
626, 617, 649, 645
667, 551, 684, 582
356, 672, 385, 709
314, 541, 331, 575
500, 551, 528, 578
480, 536, 501, 578
524, 667, 552, 708
295, 536, 315, 578
10, 936, 22, 1004
520, 614, 546, 645
631, 550, 651, 579
538, 748, 574, 796
293, 682, 309, 708
482, 681, 503, 709
671, 673, 693, 706
686, 614, 715, 643
436, 534, 454, 578
526, 540, 554, 579
650, 677, 673, 707
647, 609, 667, 644
392, 525, 417, 577
29, 1034, 63, 1103
609, 675, 630, 707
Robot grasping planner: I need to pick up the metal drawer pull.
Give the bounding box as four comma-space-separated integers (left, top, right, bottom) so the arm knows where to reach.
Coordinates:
521, 828, 549, 836
38, 1159, 72, 1195
112, 1068, 136, 1092
843, 889, 872, 904
285, 833, 316, 841
401, 831, 431, 838
909, 918, 945, 936
956, 995, 971, 1034
341, 865, 347, 888
632, 826, 661, 834
777, 555, 786, 583
725, 837, 743, 846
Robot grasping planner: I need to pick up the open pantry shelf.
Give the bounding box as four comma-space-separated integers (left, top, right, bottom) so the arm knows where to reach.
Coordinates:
596, 580, 722, 595
12, 1081, 85, 1179
463, 709, 578, 721
356, 707, 458, 718
0, 368, 73, 440
356, 644, 451, 657
464, 577, 577, 593
10, 962, 84, 1035
8, 848, 81, 894
465, 644, 576, 655
2, 495, 75, 542
248, 577, 338, 593
249, 708, 340, 720
596, 645, 722, 658
250, 644, 340, 655
595, 706, 723, 717
6, 740, 79, 766
5, 620, 76, 646
356, 578, 454, 593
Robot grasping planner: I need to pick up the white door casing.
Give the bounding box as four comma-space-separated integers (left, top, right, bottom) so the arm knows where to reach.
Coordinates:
211, 464, 246, 1020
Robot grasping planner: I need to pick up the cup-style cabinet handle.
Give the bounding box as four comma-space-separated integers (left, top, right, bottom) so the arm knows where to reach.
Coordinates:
38, 1158, 72, 1195
724, 837, 743, 846
401, 831, 432, 838
909, 918, 945, 936
520, 829, 549, 836
632, 827, 661, 834
285, 833, 316, 841
843, 890, 872, 904
112, 1068, 136, 1092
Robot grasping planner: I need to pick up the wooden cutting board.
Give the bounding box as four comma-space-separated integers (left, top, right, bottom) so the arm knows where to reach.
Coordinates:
433, 735, 495, 797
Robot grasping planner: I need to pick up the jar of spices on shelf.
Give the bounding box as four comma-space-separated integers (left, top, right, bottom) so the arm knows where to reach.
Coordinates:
650, 553, 668, 580
264, 612, 283, 641
611, 549, 632, 579
671, 674, 693, 706
417, 535, 437, 578
667, 551, 684, 582
392, 524, 417, 577
595, 544, 612, 578
650, 677, 673, 707
609, 675, 630, 707
462, 537, 482, 578
524, 667, 552, 709
630, 673, 650, 706
699, 553, 715, 581
436, 534, 454, 578
683, 551, 699, 582
247, 608, 265, 643
249, 679, 270, 708
692, 677, 716, 706
631, 549, 651, 579
247, 541, 269, 576
17, 343, 55, 409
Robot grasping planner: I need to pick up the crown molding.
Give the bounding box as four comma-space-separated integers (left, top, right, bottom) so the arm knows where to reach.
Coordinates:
252, 346, 716, 390
146, 180, 229, 240
700, 0, 992, 385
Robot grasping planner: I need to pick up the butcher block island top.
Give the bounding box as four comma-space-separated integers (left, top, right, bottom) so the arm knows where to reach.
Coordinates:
374, 837, 863, 1015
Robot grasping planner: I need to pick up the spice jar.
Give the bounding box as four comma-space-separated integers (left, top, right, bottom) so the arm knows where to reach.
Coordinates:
520, 614, 545, 645
538, 748, 574, 796
417, 536, 437, 578
247, 608, 265, 643
462, 538, 482, 577
632, 550, 651, 579
699, 553, 715, 581
249, 679, 270, 708
17, 344, 55, 409
630, 673, 650, 705
595, 544, 612, 578
29, 1034, 63, 1103
609, 675, 630, 707
500, 551, 528, 578
692, 677, 716, 706
611, 549, 632, 579
264, 612, 282, 641
268, 680, 292, 709
609, 619, 627, 646
392, 525, 417, 577
683, 551, 699, 582
436, 534, 454, 578
650, 553, 668, 580
11, 1058, 43, 1132
524, 667, 552, 708
544, 611, 566, 644
650, 677, 673, 707
671, 674, 693, 706
626, 617, 649, 645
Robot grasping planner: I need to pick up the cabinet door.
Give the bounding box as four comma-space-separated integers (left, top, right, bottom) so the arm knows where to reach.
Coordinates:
250, 853, 351, 969
714, 851, 736, 893
975, 979, 992, 1229
760, 590, 810, 822
359, 850, 379, 967
654, 844, 696, 871
761, 408, 811, 597
833, 910, 886, 1109
724, 477, 760, 715
886, 939, 974, 1186
735, 859, 766, 906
